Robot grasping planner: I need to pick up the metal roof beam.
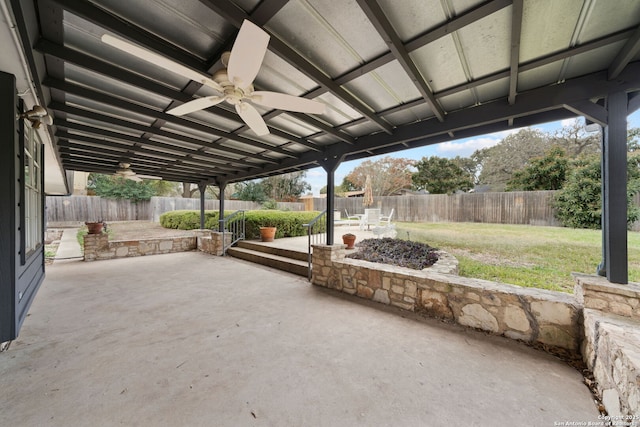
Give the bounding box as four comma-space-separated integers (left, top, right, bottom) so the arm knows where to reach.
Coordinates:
44, 77, 298, 159
35, 38, 322, 152
55, 129, 251, 175
435, 28, 636, 98
339, 63, 640, 155
508, 0, 523, 104
563, 101, 608, 127
49, 103, 277, 166
61, 156, 218, 180
34, 38, 241, 122
56, 133, 238, 173
61, 159, 208, 183
58, 148, 214, 175
52, 115, 258, 168
46, 3, 326, 148
228, 63, 640, 182
332, 0, 512, 86
56, 129, 252, 176
629, 92, 640, 115
50, 0, 205, 70
59, 153, 215, 177
59, 143, 190, 168
609, 25, 640, 80
356, 0, 445, 121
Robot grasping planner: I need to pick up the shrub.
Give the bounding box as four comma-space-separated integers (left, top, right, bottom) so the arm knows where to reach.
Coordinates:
159, 210, 224, 230
159, 210, 326, 239
554, 154, 640, 229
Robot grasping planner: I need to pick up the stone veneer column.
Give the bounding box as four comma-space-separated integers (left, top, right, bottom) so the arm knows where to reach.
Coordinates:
574, 273, 640, 318
311, 244, 345, 286
83, 233, 109, 261
194, 230, 233, 256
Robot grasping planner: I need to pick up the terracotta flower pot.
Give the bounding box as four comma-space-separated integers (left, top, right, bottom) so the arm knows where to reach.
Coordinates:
342, 234, 356, 249
85, 222, 104, 234
259, 226, 277, 242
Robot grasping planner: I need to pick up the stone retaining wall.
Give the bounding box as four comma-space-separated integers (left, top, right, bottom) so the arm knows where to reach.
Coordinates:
312, 244, 582, 353
83, 233, 197, 261
576, 274, 640, 417
83, 230, 232, 260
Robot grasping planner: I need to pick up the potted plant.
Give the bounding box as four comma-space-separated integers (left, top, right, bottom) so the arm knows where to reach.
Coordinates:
342, 233, 356, 249
85, 220, 105, 234
259, 225, 277, 242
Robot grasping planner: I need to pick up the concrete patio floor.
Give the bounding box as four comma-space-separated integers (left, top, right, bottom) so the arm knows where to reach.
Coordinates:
1, 251, 600, 426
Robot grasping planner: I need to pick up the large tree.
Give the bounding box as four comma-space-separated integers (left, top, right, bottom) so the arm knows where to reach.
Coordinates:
345, 156, 415, 196
234, 180, 267, 202
451, 155, 481, 186
181, 182, 198, 198
149, 180, 181, 197
554, 127, 640, 230
261, 171, 311, 202
628, 127, 640, 152
506, 146, 569, 191
412, 156, 474, 194
88, 173, 155, 202
550, 120, 601, 157
320, 177, 358, 195
474, 128, 551, 191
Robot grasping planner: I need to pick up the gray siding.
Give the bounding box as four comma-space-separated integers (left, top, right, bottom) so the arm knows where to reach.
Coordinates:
0, 72, 45, 342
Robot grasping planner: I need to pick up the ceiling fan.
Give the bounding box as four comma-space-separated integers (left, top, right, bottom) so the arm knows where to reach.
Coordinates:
101, 20, 325, 136
114, 163, 142, 182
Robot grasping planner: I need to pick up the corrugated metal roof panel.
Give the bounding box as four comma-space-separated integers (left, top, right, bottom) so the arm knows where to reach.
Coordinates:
11, 0, 638, 185
410, 36, 469, 92
520, 0, 581, 63
456, 7, 511, 79
93, 0, 226, 59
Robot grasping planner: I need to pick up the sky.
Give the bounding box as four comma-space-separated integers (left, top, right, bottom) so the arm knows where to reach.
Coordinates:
304, 110, 640, 196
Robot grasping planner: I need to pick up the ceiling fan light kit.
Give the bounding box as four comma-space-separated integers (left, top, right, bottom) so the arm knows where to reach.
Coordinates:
102, 20, 325, 136
114, 163, 142, 182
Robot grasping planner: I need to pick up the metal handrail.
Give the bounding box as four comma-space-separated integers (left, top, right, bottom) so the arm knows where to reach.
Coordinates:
303, 209, 327, 281
218, 210, 245, 255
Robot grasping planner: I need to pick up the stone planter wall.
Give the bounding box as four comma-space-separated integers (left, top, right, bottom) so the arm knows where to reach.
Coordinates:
312, 244, 581, 353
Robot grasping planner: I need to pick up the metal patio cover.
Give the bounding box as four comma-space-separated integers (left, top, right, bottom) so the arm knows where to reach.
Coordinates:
16, 0, 640, 185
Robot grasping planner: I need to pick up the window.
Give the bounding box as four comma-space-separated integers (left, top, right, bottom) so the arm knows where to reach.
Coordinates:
23, 122, 42, 258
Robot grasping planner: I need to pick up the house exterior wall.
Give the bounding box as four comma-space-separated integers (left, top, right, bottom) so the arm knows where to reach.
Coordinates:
0, 72, 45, 343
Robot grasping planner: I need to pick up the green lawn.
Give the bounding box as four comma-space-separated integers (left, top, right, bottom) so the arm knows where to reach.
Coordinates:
396, 222, 640, 293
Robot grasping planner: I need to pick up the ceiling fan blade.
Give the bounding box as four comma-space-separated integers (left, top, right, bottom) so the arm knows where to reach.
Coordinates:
236, 102, 269, 136
101, 34, 223, 92
227, 20, 269, 89
167, 96, 225, 116
251, 91, 326, 114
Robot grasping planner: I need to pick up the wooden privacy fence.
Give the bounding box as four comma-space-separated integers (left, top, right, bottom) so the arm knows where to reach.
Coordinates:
314, 191, 562, 226
46, 196, 151, 222
46, 196, 306, 223
46, 192, 640, 228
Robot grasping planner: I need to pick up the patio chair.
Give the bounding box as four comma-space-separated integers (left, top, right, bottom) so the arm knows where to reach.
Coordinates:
380, 208, 394, 224
344, 209, 362, 226
360, 208, 381, 230
372, 209, 397, 238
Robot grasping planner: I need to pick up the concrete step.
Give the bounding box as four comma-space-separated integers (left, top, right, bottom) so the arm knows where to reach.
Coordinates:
235, 240, 308, 262
226, 246, 309, 277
